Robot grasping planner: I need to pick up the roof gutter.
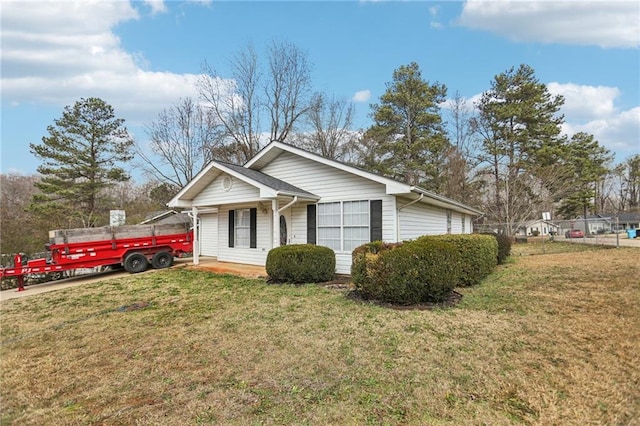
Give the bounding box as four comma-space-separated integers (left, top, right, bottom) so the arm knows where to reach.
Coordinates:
410, 186, 483, 216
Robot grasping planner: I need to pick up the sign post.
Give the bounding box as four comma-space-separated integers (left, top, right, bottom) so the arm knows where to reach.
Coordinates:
541, 212, 551, 253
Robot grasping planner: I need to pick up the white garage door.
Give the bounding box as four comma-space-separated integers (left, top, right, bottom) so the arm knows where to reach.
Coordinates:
200, 213, 218, 257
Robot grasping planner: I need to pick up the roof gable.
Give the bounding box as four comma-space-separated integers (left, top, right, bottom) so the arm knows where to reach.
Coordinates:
246, 141, 483, 215
167, 160, 319, 208
245, 141, 410, 194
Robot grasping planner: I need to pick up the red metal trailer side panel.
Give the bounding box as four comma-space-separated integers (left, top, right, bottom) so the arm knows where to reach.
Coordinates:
1, 227, 193, 280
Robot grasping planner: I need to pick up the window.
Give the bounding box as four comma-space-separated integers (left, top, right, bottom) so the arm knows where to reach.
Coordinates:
317, 200, 370, 252
318, 202, 341, 251
235, 209, 251, 248
228, 208, 256, 248
461, 214, 466, 233
446, 210, 452, 234
343, 200, 370, 251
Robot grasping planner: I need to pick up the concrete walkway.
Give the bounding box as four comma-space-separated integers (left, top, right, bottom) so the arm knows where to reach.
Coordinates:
1, 258, 266, 302
188, 257, 267, 278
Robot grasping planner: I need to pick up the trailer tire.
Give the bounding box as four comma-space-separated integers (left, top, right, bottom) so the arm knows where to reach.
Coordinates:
152, 251, 174, 269
124, 252, 148, 273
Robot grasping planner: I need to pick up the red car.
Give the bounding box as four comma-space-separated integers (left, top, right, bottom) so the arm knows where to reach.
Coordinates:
565, 229, 584, 238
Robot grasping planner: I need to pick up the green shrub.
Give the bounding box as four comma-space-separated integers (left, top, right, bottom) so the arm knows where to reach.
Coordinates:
351, 239, 461, 304
418, 234, 498, 287
266, 244, 335, 283
485, 232, 512, 265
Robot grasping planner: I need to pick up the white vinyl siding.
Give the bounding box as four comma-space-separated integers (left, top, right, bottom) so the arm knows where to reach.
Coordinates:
199, 213, 218, 257
217, 205, 272, 266
398, 198, 448, 240
193, 174, 260, 206
289, 204, 308, 245
261, 152, 396, 243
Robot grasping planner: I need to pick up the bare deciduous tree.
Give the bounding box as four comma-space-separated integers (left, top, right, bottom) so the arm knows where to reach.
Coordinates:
266, 41, 313, 143
443, 92, 480, 203
138, 97, 222, 189
198, 41, 313, 164
291, 93, 357, 161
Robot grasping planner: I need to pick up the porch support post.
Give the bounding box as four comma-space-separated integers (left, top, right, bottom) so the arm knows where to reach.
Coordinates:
192, 206, 200, 265
272, 199, 279, 249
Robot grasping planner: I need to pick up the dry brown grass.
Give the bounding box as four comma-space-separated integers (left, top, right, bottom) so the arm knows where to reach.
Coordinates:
1, 246, 639, 425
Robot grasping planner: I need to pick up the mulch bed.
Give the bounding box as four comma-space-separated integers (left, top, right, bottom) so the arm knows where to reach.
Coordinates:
345, 289, 463, 310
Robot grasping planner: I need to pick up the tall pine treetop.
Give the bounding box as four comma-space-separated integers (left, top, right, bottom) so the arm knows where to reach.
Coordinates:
29, 97, 134, 228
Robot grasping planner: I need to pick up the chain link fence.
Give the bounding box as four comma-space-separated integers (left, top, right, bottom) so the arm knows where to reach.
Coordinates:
475, 215, 639, 252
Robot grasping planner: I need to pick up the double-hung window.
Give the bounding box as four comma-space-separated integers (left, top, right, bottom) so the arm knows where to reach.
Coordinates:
234, 209, 251, 248
317, 200, 371, 252
228, 208, 257, 248
317, 202, 341, 251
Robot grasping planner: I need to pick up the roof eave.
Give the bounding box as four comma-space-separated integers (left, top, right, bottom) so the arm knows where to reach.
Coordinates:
410, 186, 484, 216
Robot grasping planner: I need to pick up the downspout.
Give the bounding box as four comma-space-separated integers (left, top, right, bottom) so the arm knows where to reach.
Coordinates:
396, 194, 424, 241
278, 196, 298, 214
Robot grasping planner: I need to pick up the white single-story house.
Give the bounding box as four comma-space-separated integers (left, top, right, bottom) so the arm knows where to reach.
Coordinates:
572, 215, 613, 235
517, 219, 560, 236
168, 141, 483, 274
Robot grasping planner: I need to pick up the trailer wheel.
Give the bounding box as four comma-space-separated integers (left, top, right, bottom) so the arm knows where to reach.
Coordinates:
124, 252, 148, 273
152, 251, 174, 269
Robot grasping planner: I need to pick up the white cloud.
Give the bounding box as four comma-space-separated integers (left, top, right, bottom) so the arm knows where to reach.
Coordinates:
459, 0, 640, 48
548, 82, 639, 155
144, 0, 167, 15
0, 0, 209, 126
561, 106, 640, 156
446, 84, 640, 159
353, 90, 371, 103
547, 83, 620, 121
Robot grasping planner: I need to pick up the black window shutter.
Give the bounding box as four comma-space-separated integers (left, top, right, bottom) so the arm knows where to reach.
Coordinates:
370, 200, 383, 242
250, 208, 257, 248
307, 204, 317, 245
228, 210, 235, 248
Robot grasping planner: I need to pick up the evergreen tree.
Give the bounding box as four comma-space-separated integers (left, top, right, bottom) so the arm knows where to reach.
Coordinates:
29, 97, 134, 228
475, 64, 565, 233
362, 62, 449, 189
624, 154, 640, 210
557, 132, 613, 221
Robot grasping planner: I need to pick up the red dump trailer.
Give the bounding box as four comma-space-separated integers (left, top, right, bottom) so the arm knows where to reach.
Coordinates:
1, 222, 193, 291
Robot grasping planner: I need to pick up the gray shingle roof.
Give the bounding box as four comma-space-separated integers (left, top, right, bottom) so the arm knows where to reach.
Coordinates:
218, 161, 318, 199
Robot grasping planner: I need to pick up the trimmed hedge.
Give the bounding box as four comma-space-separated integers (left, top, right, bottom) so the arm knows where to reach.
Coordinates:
482, 232, 512, 265
351, 239, 461, 304
418, 234, 498, 287
266, 244, 335, 283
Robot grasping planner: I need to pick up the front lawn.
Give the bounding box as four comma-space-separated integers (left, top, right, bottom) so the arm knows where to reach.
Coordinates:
1, 246, 638, 424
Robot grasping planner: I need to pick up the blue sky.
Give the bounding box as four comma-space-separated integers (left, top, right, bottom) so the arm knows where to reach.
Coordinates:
2, 0, 639, 181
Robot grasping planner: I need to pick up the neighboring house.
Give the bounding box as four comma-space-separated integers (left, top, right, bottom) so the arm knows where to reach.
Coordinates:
517, 220, 559, 236
168, 141, 483, 274
605, 212, 640, 231
571, 215, 613, 235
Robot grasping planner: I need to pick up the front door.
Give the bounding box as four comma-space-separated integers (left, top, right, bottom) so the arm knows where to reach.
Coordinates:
279, 215, 288, 246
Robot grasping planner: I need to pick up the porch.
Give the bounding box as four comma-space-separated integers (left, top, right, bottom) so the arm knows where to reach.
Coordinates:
185, 257, 267, 279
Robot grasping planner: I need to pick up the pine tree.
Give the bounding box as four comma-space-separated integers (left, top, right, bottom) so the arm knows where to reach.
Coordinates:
475, 64, 565, 233
29, 97, 134, 228
363, 62, 449, 190
557, 132, 613, 221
